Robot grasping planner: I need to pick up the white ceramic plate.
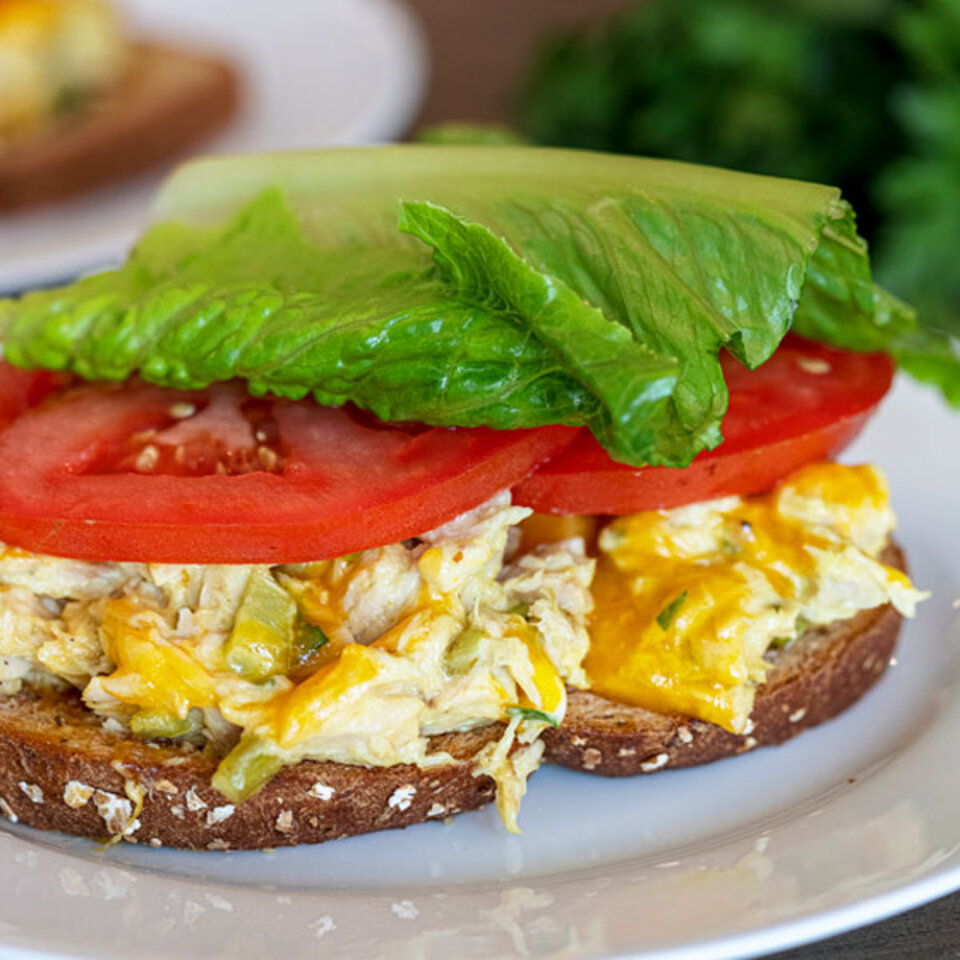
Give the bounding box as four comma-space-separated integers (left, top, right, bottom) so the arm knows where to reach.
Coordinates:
0, 375, 955, 960
0, 0, 427, 294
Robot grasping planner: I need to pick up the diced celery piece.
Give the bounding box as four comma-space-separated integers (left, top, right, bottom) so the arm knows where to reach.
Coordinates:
226, 570, 297, 681
212, 735, 284, 803
445, 626, 486, 675
129, 708, 199, 740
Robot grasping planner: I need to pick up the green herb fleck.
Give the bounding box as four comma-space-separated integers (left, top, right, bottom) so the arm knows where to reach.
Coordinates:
657, 590, 688, 631
508, 706, 559, 728
770, 615, 812, 650
721, 537, 741, 556
295, 619, 330, 657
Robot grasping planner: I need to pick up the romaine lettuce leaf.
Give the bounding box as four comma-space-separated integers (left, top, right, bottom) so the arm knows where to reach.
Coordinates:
0, 147, 942, 467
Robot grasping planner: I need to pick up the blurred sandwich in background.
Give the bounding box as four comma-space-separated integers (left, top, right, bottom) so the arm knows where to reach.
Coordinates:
0, 0, 238, 211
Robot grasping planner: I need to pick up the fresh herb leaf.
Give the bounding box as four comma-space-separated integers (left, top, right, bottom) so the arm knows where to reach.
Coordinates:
508, 706, 560, 727
657, 590, 688, 631
516, 0, 905, 239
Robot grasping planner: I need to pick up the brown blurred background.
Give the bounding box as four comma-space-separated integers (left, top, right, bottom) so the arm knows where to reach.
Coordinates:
407, 0, 632, 125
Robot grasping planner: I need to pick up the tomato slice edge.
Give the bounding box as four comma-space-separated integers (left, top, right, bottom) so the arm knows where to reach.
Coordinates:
514, 338, 895, 515
0, 379, 577, 564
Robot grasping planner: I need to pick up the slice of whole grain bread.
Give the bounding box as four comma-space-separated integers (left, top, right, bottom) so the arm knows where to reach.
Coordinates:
0, 42, 238, 212
0, 690, 501, 850
542, 544, 906, 776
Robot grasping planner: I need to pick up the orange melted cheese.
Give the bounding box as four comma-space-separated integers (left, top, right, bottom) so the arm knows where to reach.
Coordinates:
295, 560, 351, 640
98, 598, 218, 717
585, 463, 922, 733
264, 643, 382, 750
0, 1, 58, 33
517, 514, 598, 554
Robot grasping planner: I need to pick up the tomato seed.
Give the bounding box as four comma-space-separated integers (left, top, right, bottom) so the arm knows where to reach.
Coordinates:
134, 444, 159, 472
796, 356, 831, 375
257, 446, 280, 471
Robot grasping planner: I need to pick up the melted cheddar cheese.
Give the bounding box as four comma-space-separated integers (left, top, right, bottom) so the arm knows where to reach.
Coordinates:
585, 463, 926, 732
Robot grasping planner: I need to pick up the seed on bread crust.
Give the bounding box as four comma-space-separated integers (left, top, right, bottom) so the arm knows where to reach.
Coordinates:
639, 753, 669, 772
18, 781, 43, 804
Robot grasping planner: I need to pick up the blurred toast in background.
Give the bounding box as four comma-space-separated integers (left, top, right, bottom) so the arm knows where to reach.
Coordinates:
0, 42, 237, 211
0, 0, 237, 212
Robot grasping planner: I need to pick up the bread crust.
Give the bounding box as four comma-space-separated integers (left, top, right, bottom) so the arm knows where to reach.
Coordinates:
0, 691, 500, 850
542, 544, 906, 776
0, 43, 238, 212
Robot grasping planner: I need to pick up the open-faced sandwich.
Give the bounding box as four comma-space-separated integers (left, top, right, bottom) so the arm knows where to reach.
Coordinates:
0, 147, 951, 850
0, 0, 237, 211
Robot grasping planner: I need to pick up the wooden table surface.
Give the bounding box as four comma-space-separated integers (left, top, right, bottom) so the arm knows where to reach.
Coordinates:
402, 2, 960, 956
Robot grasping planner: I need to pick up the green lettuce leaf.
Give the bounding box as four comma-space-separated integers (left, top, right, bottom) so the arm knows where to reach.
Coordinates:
0, 146, 938, 467
790, 206, 960, 403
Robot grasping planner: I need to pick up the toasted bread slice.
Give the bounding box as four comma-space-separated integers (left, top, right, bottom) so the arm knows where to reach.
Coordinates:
0, 42, 238, 212
542, 543, 906, 776
0, 690, 500, 850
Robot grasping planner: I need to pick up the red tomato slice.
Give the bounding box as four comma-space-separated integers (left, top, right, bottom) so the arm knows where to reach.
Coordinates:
0, 361, 67, 429
513, 337, 895, 515
0, 380, 576, 564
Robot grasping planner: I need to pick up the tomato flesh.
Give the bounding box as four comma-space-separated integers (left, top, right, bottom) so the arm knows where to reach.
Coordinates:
513, 337, 895, 515
0, 361, 67, 429
0, 380, 576, 564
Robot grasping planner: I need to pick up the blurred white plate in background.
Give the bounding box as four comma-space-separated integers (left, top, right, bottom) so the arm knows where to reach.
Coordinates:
0, 0, 427, 294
